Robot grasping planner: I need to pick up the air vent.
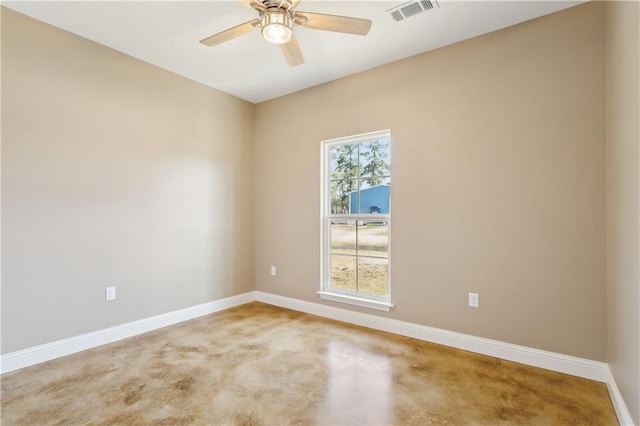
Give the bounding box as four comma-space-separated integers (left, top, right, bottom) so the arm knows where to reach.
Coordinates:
421, 0, 435, 11
401, 2, 422, 18
390, 10, 404, 22
387, 0, 439, 22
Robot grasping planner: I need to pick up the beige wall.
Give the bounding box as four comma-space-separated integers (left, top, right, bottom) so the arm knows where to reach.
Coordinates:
1, 8, 255, 353
606, 1, 640, 423
3, 0, 627, 375
255, 2, 606, 360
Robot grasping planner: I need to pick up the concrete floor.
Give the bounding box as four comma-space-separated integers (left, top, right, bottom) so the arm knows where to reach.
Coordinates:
1, 302, 617, 425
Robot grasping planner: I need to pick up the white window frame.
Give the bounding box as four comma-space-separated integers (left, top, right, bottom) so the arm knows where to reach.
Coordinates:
319, 130, 393, 312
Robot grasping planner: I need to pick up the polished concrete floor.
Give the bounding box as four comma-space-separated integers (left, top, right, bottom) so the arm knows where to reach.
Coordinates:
1, 302, 617, 425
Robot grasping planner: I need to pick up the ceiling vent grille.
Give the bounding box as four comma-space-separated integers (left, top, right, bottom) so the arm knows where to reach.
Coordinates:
387, 0, 439, 22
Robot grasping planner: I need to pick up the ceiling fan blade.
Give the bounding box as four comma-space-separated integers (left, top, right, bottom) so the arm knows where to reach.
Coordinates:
295, 12, 372, 36
199, 20, 259, 47
281, 36, 304, 67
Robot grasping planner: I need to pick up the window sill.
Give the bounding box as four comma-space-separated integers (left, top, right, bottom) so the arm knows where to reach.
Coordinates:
317, 291, 393, 312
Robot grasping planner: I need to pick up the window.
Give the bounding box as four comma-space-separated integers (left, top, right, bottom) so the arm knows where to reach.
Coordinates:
319, 130, 392, 311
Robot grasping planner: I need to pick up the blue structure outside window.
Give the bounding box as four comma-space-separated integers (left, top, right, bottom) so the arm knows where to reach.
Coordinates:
349, 184, 390, 214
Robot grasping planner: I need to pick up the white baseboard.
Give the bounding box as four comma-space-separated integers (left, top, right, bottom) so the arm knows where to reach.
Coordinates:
0, 292, 255, 374
256, 291, 635, 425
255, 291, 608, 381
2, 290, 632, 425
606, 366, 636, 426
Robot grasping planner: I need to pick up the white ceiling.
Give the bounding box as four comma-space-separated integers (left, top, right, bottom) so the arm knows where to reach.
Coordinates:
4, 0, 584, 104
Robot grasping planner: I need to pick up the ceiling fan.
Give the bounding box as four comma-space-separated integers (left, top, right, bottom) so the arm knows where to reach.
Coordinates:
199, 0, 372, 67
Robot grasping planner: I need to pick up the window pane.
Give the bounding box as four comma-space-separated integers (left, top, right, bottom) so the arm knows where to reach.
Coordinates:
357, 222, 388, 258
330, 255, 357, 291
359, 139, 390, 181
357, 257, 389, 296
329, 144, 359, 180
330, 220, 356, 255
357, 177, 390, 214
330, 179, 357, 215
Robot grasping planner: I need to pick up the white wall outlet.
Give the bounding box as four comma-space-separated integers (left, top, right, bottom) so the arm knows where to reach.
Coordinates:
105, 286, 117, 301
468, 292, 479, 308
270, 266, 277, 276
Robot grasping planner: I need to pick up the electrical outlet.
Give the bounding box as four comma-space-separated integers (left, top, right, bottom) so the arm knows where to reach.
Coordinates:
468, 292, 479, 308
270, 266, 277, 276
105, 286, 117, 301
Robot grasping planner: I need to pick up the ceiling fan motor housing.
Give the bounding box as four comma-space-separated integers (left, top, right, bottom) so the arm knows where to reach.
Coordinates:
250, 0, 299, 44
260, 10, 293, 44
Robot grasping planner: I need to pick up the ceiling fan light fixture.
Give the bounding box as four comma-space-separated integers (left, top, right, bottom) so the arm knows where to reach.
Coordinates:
261, 10, 293, 44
